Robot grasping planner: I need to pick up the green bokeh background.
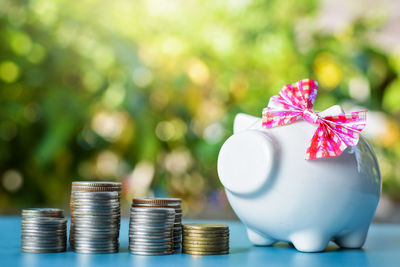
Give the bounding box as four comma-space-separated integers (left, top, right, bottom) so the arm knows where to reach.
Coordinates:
0, 0, 399, 218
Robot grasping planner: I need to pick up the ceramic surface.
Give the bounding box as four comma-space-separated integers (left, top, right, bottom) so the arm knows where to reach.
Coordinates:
217, 106, 381, 252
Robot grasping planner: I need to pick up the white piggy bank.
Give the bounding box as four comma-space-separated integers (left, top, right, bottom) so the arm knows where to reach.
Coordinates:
217, 106, 381, 252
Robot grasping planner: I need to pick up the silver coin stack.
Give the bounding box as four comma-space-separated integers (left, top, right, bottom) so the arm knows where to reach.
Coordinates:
131, 198, 182, 250
21, 208, 67, 253
69, 181, 121, 254
129, 207, 175, 255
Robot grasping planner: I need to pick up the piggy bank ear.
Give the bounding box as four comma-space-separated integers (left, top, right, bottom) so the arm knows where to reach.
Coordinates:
234, 113, 260, 133
217, 130, 275, 195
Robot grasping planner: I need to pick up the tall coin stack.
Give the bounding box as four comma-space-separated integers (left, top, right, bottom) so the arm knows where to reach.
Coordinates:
182, 224, 230, 255
69, 181, 121, 254
21, 208, 67, 253
129, 207, 175, 255
131, 198, 182, 250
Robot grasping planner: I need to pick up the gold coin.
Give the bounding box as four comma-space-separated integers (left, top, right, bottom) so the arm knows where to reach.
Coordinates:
183, 245, 229, 250
183, 232, 229, 238
183, 240, 229, 246
182, 249, 229, 255
183, 231, 229, 236
182, 244, 229, 250
182, 237, 229, 243
183, 223, 228, 231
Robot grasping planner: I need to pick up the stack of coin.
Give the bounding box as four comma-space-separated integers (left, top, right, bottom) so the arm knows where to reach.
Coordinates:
182, 224, 229, 255
131, 198, 182, 250
69, 181, 121, 254
21, 208, 67, 253
129, 207, 175, 255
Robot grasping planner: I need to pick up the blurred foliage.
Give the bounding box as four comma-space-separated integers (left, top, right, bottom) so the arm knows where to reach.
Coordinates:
0, 0, 399, 215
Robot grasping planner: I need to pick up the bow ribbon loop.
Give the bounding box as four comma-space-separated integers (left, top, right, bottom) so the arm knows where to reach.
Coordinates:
262, 79, 367, 160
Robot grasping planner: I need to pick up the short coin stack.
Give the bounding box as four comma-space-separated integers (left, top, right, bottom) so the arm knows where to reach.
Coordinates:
21, 208, 67, 253
131, 198, 182, 250
69, 181, 121, 254
182, 224, 229, 255
129, 207, 175, 255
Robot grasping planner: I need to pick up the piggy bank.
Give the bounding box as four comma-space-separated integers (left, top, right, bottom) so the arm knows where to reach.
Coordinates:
217, 106, 381, 252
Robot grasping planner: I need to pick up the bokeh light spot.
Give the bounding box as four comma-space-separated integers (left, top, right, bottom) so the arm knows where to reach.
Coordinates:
132, 67, 153, 88
349, 77, 370, 101
102, 83, 126, 108
27, 44, 46, 64
0, 61, 20, 83
155, 121, 175, 141
96, 151, 120, 177
314, 53, 342, 89
10, 32, 32, 55
2, 170, 23, 192
187, 59, 210, 85
91, 111, 127, 142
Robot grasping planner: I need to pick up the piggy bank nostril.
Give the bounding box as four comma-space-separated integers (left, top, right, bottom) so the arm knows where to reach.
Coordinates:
217, 130, 275, 195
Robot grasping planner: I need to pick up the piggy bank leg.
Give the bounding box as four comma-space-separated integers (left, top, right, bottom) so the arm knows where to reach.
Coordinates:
334, 227, 369, 249
290, 231, 330, 252
247, 228, 276, 246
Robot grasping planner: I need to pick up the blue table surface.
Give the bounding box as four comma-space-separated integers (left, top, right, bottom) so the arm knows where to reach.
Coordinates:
1, 217, 399, 267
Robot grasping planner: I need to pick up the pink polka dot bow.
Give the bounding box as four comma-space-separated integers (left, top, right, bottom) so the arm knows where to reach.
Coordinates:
262, 79, 367, 160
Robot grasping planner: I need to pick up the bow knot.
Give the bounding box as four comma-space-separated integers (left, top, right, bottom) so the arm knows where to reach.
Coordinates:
302, 109, 320, 125
262, 79, 367, 160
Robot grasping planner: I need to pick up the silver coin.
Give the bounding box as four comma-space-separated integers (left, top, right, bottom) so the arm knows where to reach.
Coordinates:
72, 181, 121, 187
72, 218, 120, 224
71, 241, 117, 246
130, 210, 175, 216
72, 245, 118, 249
129, 237, 172, 243
72, 214, 120, 218
129, 246, 172, 252
128, 233, 172, 239
71, 192, 121, 197
70, 233, 119, 238
132, 198, 181, 204
22, 247, 66, 251
71, 199, 121, 203
128, 234, 172, 240
129, 250, 174, 256
71, 230, 119, 235
21, 244, 66, 249
129, 219, 174, 225
71, 204, 120, 209
72, 206, 120, 211
22, 208, 64, 218
129, 228, 172, 234
72, 246, 118, 251
130, 213, 175, 219
21, 247, 66, 253
128, 245, 173, 251
21, 234, 66, 239
131, 207, 175, 213
22, 218, 67, 223
130, 217, 174, 223
129, 241, 172, 247
129, 250, 173, 255
21, 225, 66, 230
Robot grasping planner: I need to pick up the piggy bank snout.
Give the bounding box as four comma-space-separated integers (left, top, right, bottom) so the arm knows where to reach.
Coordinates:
217, 130, 275, 195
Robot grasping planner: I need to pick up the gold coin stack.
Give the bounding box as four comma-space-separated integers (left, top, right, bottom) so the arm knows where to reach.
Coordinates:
132, 198, 182, 250
182, 224, 229, 255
